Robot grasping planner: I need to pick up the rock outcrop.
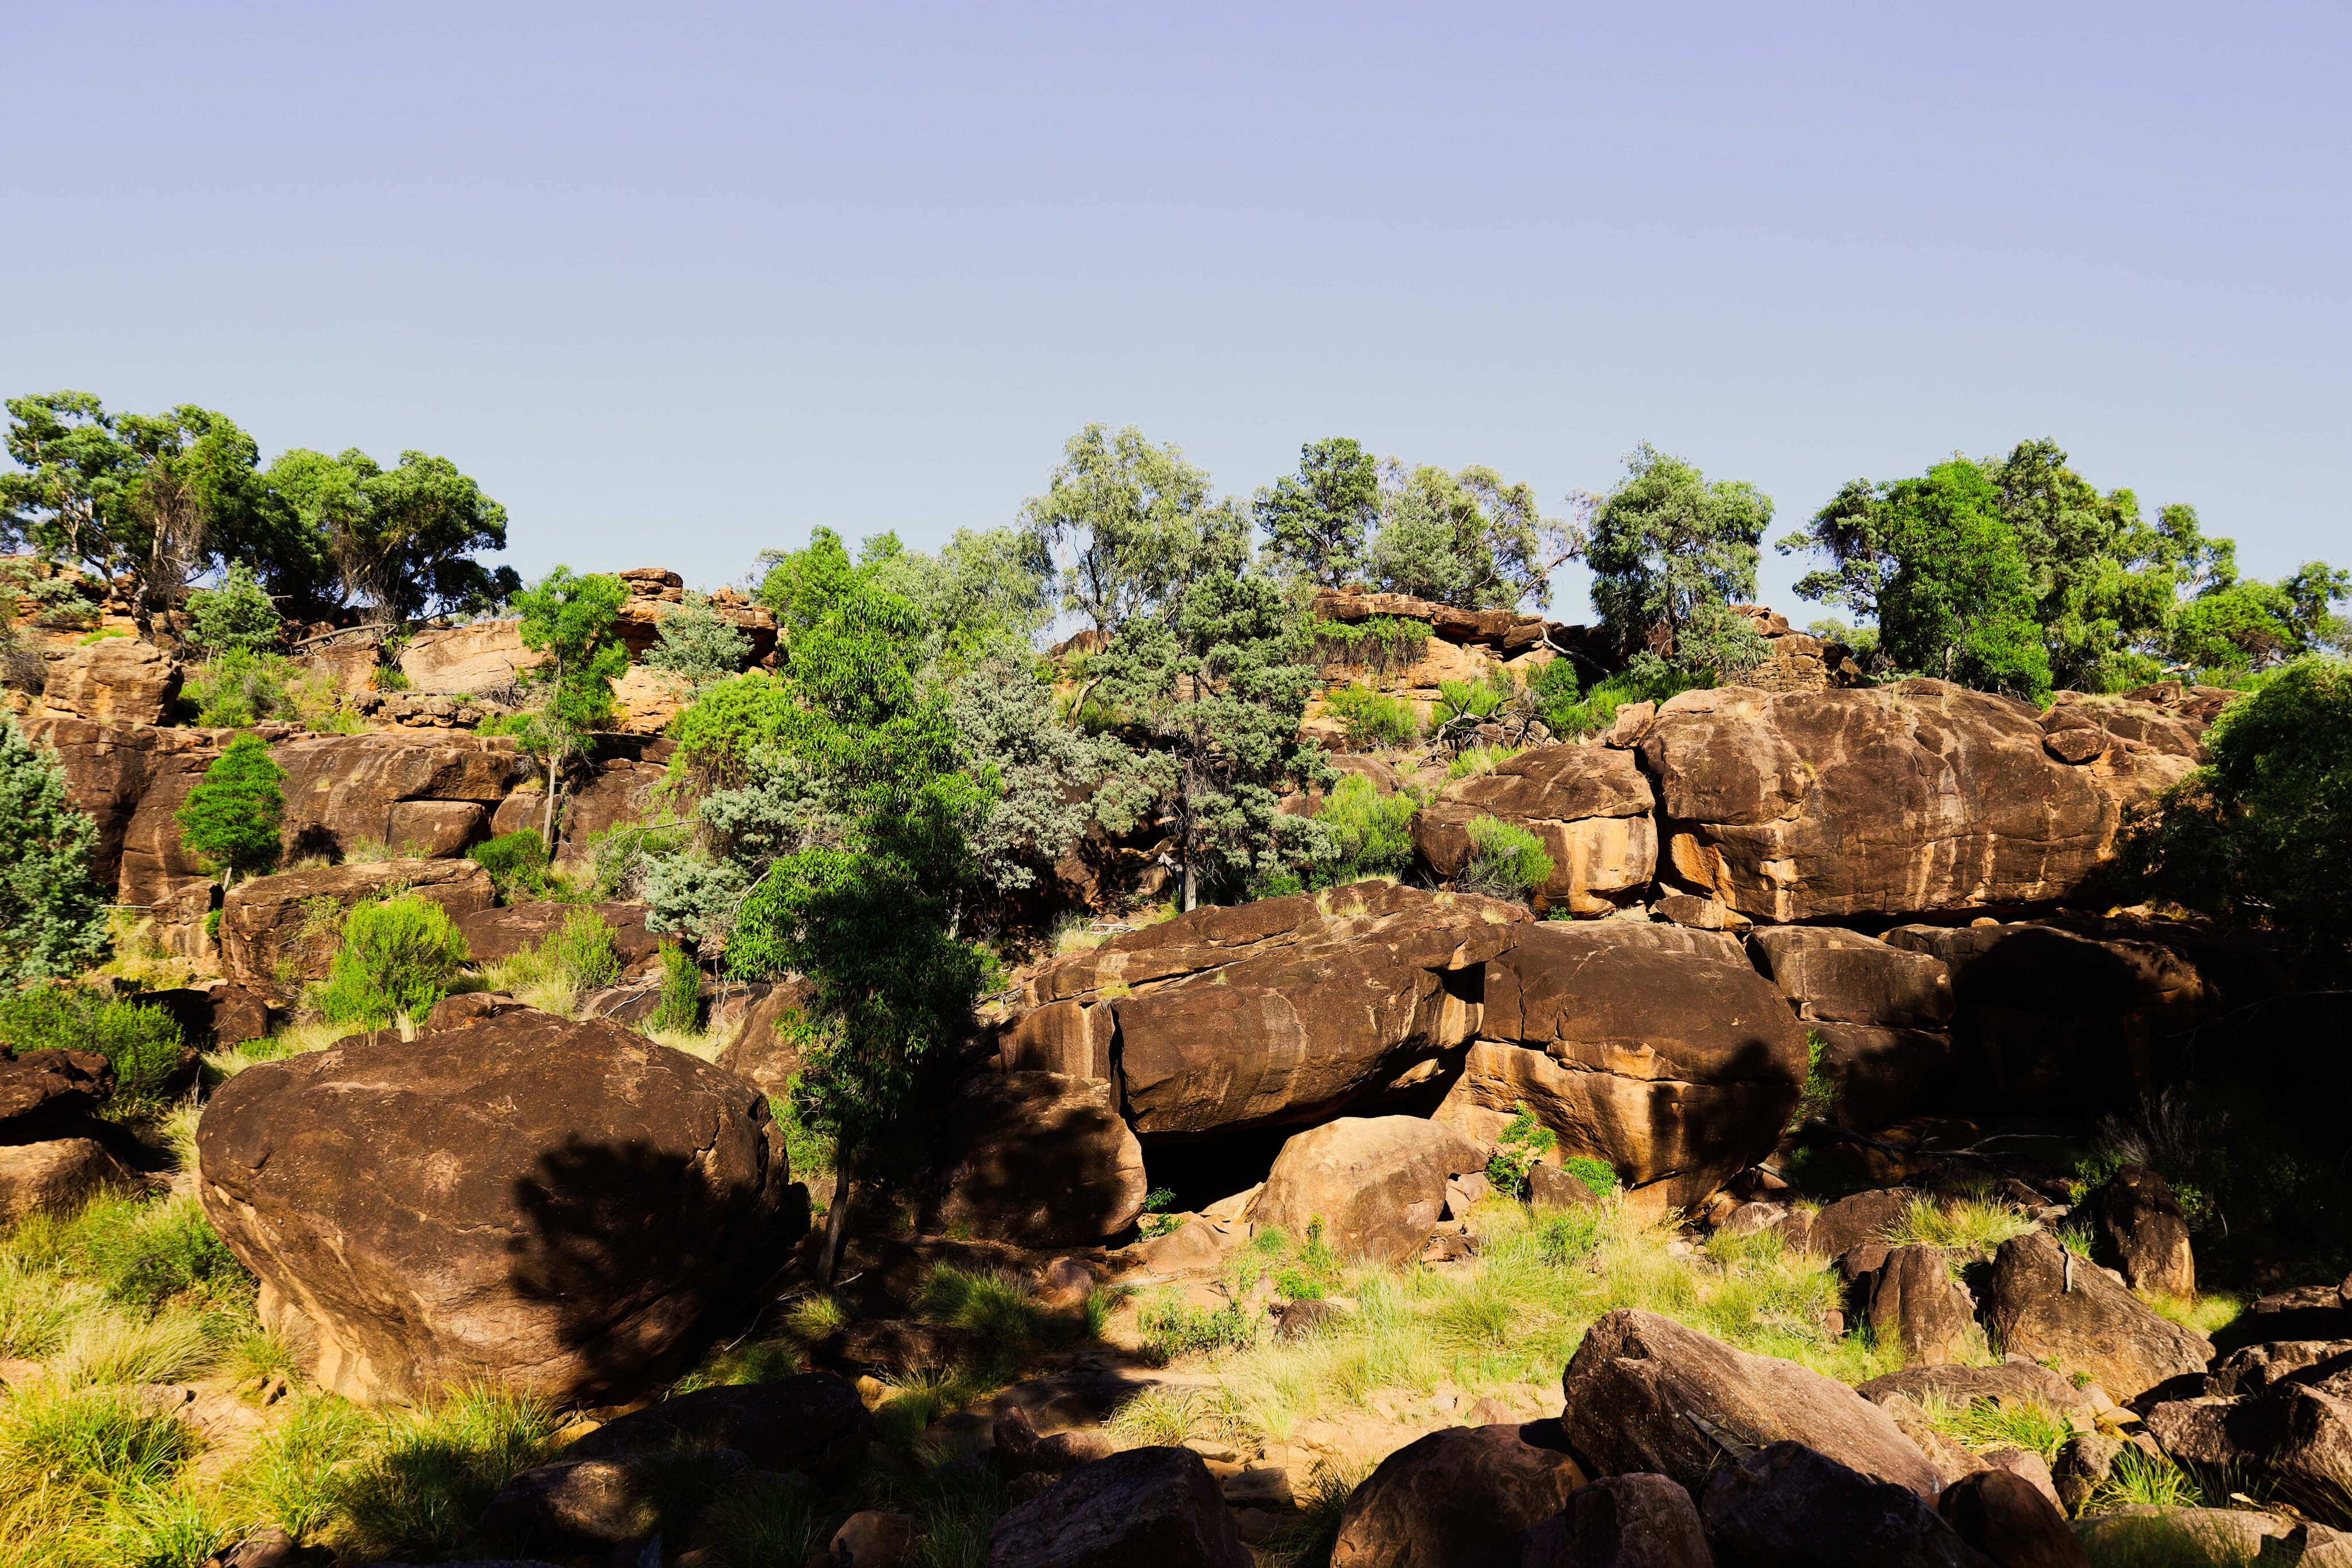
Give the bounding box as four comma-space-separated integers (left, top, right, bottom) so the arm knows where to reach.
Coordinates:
1255, 1116, 1486, 1265
196, 1009, 788, 1404
1329, 1421, 1588, 1567
1436, 923, 1808, 1204
219, 859, 497, 1003
2096, 1164, 2195, 1296
39, 638, 183, 725
1411, 746, 1658, 917
1559, 1310, 1946, 1498
988, 1446, 1251, 1568
1696, 1442, 1994, 1568
915, 1073, 1147, 1248
1639, 681, 2118, 924
1980, 1232, 2213, 1399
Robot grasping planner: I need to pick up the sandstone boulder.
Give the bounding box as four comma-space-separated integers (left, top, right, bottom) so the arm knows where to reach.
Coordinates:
560, 1375, 870, 1478
0, 1136, 137, 1225
1559, 1310, 1944, 1498
1804, 1024, 1962, 1133
713, 977, 816, 1097
455, 901, 663, 975
2096, 1164, 2194, 1296
2145, 1351, 2352, 1516
1256, 1116, 1485, 1265
397, 619, 533, 693
915, 1073, 1147, 1248
551, 757, 665, 877
271, 731, 528, 862
1881, 921, 2217, 1118
1806, 1188, 1917, 1264
988, 1446, 1251, 1568
1695, 1442, 1994, 1568
1981, 1231, 2212, 1399
1638, 682, 2111, 924
1009, 884, 1526, 1137
0, 1046, 113, 1125
1512, 1473, 1713, 1567
40, 638, 182, 725
220, 860, 497, 1004
1856, 1361, 2090, 1414
1868, 1245, 1978, 1366
478, 1450, 720, 1556
1412, 745, 1658, 917
2071, 1507, 2352, 1567
1747, 928, 1955, 1029
196, 1011, 788, 1404
1936, 1470, 2087, 1568
1329, 1421, 1588, 1568
1437, 923, 1806, 1205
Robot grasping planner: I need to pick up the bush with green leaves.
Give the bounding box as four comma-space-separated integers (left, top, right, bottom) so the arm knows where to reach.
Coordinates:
184, 562, 282, 656
1307, 614, 1428, 677
0, 718, 110, 986
467, 829, 558, 902
651, 942, 703, 1033
1486, 1103, 1558, 1198
314, 893, 469, 1027
0, 988, 186, 1116
176, 733, 285, 886
1530, 652, 1711, 739
184, 648, 348, 730
1454, 815, 1554, 903
1785, 1030, 1840, 1133
1323, 682, 1419, 747
2120, 657, 2352, 951
1561, 1156, 1618, 1198
1310, 773, 1419, 887
644, 590, 753, 687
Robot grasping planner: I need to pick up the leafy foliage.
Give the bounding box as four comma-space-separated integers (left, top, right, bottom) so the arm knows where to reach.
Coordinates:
946, 647, 1128, 904
1087, 566, 1334, 907
1368, 460, 1568, 610
1588, 443, 1772, 674
1307, 774, 1421, 887
1486, 1104, 1558, 1198
315, 893, 469, 1027
1018, 423, 1243, 633
184, 648, 350, 730
1256, 437, 1381, 589
0, 988, 186, 1116
2120, 657, 2352, 949
643, 590, 753, 687
1454, 815, 1554, 903
651, 942, 702, 1033
184, 562, 282, 655
262, 445, 520, 622
467, 829, 558, 902
0, 717, 110, 985
512, 566, 631, 847
1322, 682, 1418, 746
1529, 651, 1707, 738
176, 733, 286, 884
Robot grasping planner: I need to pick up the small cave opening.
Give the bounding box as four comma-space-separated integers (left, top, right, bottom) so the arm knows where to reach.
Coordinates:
1137, 1125, 1299, 1214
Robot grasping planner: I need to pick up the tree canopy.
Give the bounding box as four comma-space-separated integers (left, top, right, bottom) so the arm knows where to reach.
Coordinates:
176, 734, 287, 887
265, 447, 520, 623
1587, 443, 1771, 674
0, 718, 110, 986
512, 567, 631, 848
1256, 438, 1381, 590
1781, 439, 2349, 691
1018, 424, 1243, 633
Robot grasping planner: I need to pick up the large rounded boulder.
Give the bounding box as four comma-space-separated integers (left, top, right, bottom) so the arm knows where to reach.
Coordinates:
196, 1008, 788, 1406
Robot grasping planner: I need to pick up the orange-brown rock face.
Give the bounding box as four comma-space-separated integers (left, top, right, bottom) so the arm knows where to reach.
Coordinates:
1412, 744, 1658, 916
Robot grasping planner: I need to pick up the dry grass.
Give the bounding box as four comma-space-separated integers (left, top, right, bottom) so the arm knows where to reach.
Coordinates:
1127, 1198, 1898, 1451
2142, 1290, 2246, 1337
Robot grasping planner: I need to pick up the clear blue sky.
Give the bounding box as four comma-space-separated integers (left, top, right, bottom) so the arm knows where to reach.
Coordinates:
8, 2, 2346, 622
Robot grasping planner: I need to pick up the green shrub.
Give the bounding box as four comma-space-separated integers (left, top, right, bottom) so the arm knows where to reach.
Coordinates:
176, 733, 286, 885
315, 894, 469, 1027
1786, 1029, 1840, 1133
185, 564, 282, 656
1323, 683, 1419, 747
1533, 1204, 1606, 1264
1311, 773, 1420, 887
0, 987, 185, 1116
650, 942, 703, 1033
1486, 1102, 1558, 1199
1434, 672, 1510, 729
1562, 1156, 1619, 1197
1454, 815, 1554, 902
1137, 1296, 1259, 1362
1309, 615, 1427, 677
1531, 653, 1712, 739
467, 830, 556, 901
544, 907, 620, 993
